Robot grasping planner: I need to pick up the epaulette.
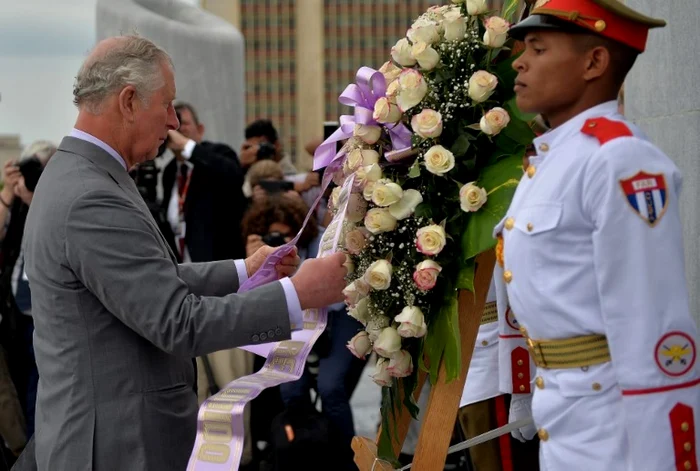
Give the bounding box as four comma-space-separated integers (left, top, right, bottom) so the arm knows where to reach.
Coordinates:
581, 117, 633, 145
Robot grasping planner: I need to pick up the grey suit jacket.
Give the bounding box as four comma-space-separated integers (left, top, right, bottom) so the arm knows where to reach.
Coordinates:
22, 137, 291, 470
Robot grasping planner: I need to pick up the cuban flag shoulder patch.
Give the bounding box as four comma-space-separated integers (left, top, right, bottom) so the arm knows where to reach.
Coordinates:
619, 171, 668, 227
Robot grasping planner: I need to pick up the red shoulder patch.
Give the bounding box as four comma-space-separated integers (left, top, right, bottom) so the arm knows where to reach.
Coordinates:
581, 117, 633, 145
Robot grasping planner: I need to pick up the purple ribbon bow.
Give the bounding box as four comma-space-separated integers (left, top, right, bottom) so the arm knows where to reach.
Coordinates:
313, 66, 413, 170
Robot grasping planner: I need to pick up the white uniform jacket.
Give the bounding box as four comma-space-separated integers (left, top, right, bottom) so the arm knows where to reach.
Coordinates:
496, 101, 699, 471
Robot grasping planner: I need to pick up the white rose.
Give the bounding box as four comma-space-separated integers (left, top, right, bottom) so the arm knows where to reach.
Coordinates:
407, 19, 440, 45
343, 148, 364, 175
354, 163, 383, 190
372, 180, 404, 207
467, 70, 498, 103
424, 145, 455, 176
466, 0, 488, 15
386, 79, 401, 103
389, 189, 423, 220
364, 208, 398, 234
379, 60, 403, 83
394, 306, 428, 338
373, 327, 402, 358
345, 227, 370, 255
416, 224, 447, 256
459, 182, 488, 212
372, 357, 392, 387
397, 70, 429, 112
330, 186, 342, 210
343, 279, 370, 307
411, 109, 443, 139
479, 107, 511, 136
483, 16, 510, 48
411, 42, 440, 70
391, 38, 417, 67
443, 9, 467, 41
387, 350, 413, 378
373, 97, 402, 124
363, 180, 377, 201
360, 149, 380, 166
346, 331, 372, 359
364, 259, 393, 290
366, 315, 391, 343
348, 297, 370, 324
353, 124, 382, 145
346, 193, 368, 223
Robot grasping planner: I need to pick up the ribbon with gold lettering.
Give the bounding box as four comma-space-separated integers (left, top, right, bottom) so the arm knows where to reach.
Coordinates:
187, 171, 355, 471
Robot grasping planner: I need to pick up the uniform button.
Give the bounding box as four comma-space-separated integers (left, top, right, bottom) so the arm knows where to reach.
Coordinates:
684, 461, 692, 470
681, 422, 690, 432
594, 19, 606, 32
538, 143, 549, 152
275, 327, 283, 336
505, 217, 515, 230
592, 382, 602, 391
503, 270, 513, 283
517, 373, 524, 379
519, 385, 525, 392
527, 165, 536, 178
538, 428, 549, 441
535, 376, 544, 389
268, 329, 275, 338
481, 340, 489, 346
260, 332, 267, 341
517, 359, 524, 366
684, 442, 692, 452
526, 223, 534, 232
252, 334, 260, 342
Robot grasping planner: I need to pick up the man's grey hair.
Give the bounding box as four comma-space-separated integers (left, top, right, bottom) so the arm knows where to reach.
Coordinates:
73, 35, 173, 113
21, 140, 57, 165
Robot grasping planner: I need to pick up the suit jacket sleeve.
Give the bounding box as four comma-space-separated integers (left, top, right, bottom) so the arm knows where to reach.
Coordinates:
178, 261, 239, 297
64, 189, 291, 357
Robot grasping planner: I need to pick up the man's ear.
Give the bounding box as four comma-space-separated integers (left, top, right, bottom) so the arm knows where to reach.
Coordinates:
118, 85, 139, 122
582, 46, 611, 82
197, 123, 205, 138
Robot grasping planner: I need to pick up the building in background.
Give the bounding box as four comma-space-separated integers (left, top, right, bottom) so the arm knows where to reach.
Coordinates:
0, 135, 22, 169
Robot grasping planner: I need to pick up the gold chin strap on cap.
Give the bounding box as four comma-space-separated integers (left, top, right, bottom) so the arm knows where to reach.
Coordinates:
520, 328, 612, 369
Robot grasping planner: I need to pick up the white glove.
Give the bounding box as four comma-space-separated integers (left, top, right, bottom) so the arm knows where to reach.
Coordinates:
509, 393, 537, 442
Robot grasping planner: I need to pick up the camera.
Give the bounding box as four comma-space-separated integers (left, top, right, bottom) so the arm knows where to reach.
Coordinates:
17, 156, 43, 192
130, 160, 159, 206
262, 231, 288, 247
256, 141, 277, 161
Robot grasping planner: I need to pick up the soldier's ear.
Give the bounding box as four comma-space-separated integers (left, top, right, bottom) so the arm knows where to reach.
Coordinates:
582, 46, 611, 82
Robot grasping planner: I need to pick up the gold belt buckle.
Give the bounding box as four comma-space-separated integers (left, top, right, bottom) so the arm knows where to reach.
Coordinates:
526, 337, 546, 368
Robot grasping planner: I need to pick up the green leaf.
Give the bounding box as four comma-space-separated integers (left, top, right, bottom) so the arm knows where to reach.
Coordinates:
502, 100, 537, 146
501, 0, 521, 23
422, 290, 461, 384
493, 53, 520, 93
414, 202, 433, 219
401, 373, 420, 420
504, 96, 537, 123
456, 257, 475, 292
461, 153, 523, 259
377, 387, 399, 465
450, 133, 471, 157
442, 292, 461, 383
408, 159, 421, 179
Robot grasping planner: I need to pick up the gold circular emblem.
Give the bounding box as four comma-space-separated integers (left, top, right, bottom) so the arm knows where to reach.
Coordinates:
594, 20, 607, 32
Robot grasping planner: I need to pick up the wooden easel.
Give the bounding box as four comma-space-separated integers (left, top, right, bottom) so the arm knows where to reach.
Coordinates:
353, 250, 496, 471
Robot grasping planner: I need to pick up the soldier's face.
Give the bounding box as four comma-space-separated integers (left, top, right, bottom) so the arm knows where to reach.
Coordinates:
512, 31, 587, 119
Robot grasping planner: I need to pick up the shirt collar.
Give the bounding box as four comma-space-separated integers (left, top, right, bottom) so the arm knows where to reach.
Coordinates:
69, 128, 128, 170
532, 101, 619, 156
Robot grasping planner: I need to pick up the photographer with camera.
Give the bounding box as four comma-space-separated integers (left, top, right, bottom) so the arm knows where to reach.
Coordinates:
161, 102, 247, 262
240, 120, 321, 200
0, 140, 56, 463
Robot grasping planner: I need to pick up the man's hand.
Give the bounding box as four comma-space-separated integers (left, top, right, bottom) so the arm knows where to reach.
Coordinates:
291, 252, 348, 310
1, 160, 20, 205
293, 172, 321, 193
240, 144, 259, 169
245, 234, 265, 257
244, 243, 300, 279
166, 130, 192, 152
509, 394, 537, 442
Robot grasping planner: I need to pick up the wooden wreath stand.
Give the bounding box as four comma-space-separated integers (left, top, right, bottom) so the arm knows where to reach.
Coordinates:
353, 250, 496, 471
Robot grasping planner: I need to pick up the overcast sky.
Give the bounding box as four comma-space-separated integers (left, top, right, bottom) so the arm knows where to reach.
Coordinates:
0, 0, 199, 150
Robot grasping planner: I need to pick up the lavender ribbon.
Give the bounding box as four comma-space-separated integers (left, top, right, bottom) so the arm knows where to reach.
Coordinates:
313, 66, 413, 170
187, 167, 353, 471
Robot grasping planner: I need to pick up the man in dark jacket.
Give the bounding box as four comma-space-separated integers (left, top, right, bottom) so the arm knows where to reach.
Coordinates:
161, 102, 247, 262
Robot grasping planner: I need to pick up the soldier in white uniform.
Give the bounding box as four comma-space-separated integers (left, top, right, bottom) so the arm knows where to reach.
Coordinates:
498, 0, 700, 469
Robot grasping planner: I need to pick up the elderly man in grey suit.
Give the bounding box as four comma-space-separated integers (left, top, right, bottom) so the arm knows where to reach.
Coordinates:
20, 35, 348, 471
